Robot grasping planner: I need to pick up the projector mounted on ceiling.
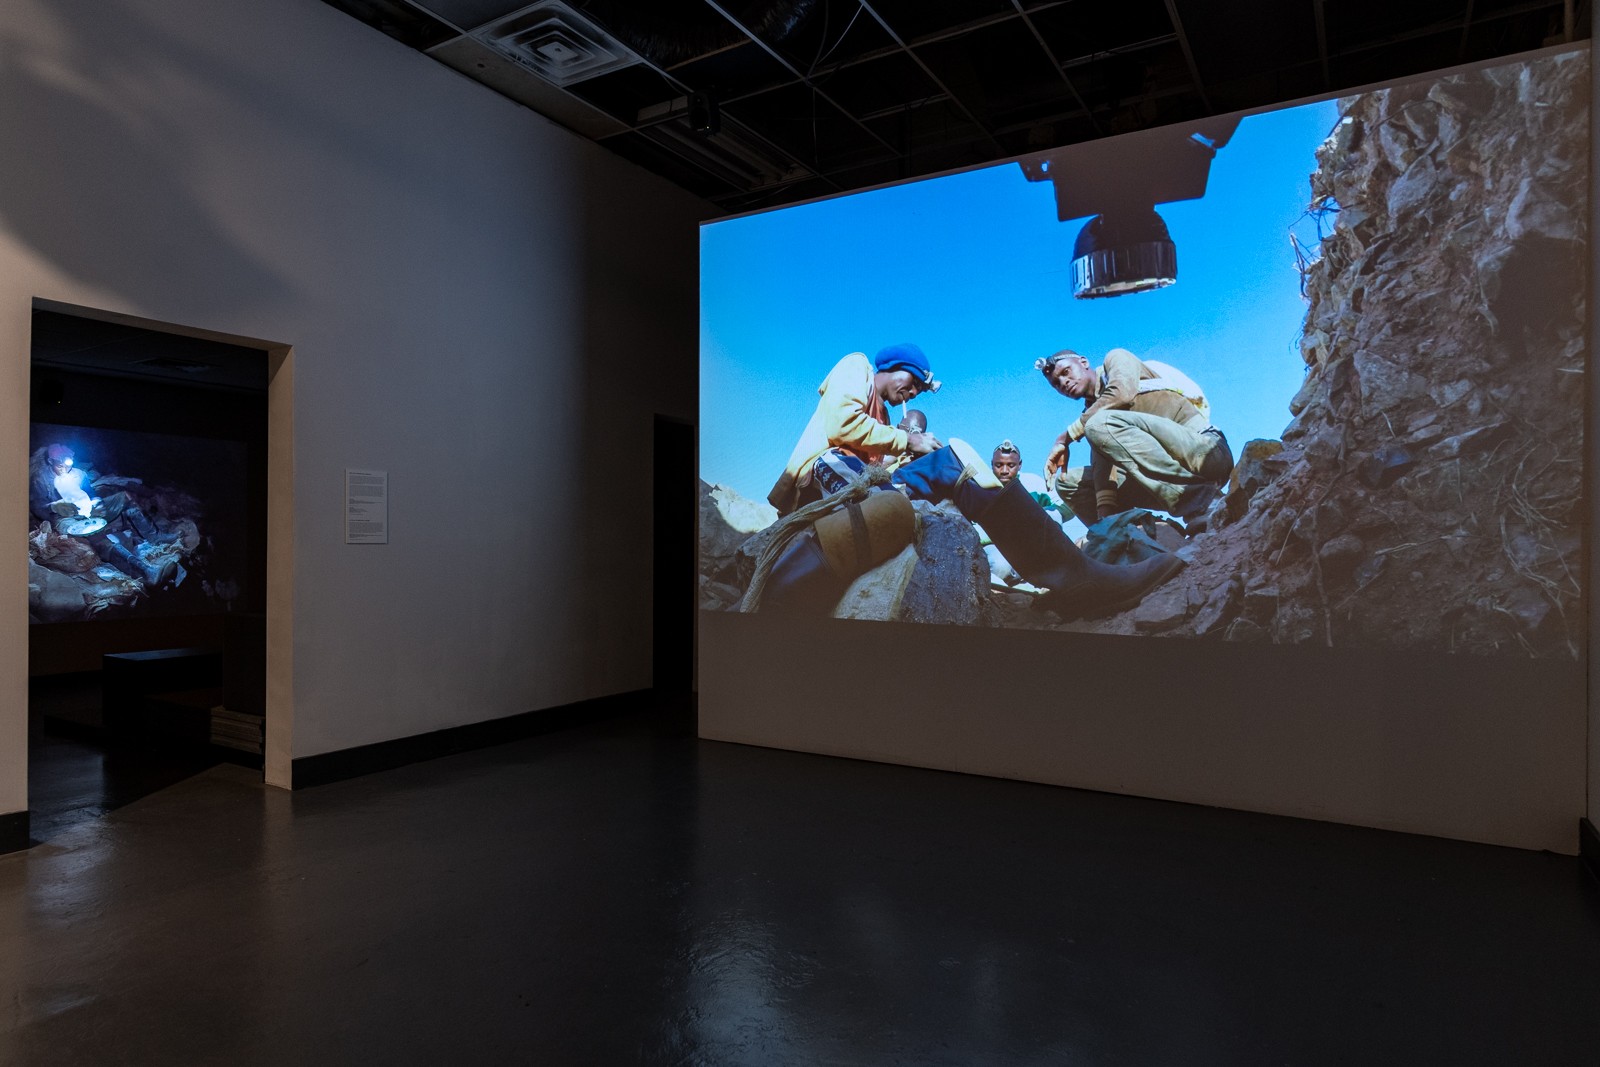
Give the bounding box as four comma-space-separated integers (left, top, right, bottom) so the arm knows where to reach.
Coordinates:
1021, 117, 1242, 299
473, 1, 639, 88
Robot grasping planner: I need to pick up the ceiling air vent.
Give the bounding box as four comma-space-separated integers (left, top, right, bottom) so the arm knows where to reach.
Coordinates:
133, 357, 214, 375
473, 1, 639, 87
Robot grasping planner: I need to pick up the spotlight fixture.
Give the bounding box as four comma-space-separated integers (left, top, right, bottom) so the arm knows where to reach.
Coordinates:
1021, 118, 1241, 299
1071, 208, 1177, 298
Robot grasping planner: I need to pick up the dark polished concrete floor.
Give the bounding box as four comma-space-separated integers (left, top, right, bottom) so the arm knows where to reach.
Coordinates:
26, 672, 229, 841
3, 694, 1598, 1065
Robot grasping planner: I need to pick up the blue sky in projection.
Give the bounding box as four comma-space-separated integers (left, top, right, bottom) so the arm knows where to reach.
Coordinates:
700, 96, 1343, 511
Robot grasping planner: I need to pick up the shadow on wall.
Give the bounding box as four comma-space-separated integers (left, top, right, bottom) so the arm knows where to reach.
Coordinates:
0, 5, 303, 312
0, 0, 591, 318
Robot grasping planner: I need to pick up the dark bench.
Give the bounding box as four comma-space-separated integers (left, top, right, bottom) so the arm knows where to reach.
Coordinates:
102, 648, 223, 735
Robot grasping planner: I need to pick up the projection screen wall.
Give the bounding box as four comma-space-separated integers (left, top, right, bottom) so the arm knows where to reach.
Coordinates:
697, 45, 1591, 853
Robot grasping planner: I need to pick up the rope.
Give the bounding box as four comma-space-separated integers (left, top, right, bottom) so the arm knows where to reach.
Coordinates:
739, 465, 893, 612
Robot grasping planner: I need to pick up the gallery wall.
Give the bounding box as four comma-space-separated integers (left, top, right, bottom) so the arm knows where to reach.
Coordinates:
699, 46, 1594, 854
0, 0, 708, 811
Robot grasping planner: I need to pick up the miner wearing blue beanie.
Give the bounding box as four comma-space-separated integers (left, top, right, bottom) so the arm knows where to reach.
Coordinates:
768, 344, 943, 516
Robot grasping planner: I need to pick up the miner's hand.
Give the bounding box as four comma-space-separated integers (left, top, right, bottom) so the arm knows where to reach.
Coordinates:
50, 500, 77, 517
906, 431, 941, 456
1044, 441, 1069, 478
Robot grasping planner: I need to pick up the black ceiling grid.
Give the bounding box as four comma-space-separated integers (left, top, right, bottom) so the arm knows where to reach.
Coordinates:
321, 0, 1590, 210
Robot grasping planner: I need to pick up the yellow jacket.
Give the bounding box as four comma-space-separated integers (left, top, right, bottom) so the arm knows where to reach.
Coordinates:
768, 352, 909, 514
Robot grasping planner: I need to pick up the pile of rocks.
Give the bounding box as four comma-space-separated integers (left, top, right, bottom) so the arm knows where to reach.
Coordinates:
697, 481, 995, 624
1099, 50, 1589, 655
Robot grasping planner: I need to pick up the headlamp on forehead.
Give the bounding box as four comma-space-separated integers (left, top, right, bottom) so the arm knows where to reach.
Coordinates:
1034, 351, 1081, 376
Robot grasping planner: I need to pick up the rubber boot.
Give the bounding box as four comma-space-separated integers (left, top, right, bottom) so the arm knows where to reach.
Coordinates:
105, 537, 177, 587
757, 491, 916, 613
124, 504, 182, 545
970, 479, 1184, 620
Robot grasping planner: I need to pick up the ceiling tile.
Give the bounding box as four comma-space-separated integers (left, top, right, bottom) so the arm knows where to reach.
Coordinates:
1174, 2, 1318, 88
1331, 28, 1466, 91
1029, 0, 1173, 59
815, 50, 941, 119
564, 62, 683, 123
1323, 0, 1466, 52
913, 18, 1071, 128
730, 80, 892, 171
864, 97, 987, 155
868, 0, 1016, 42
666, 40, 794, 100
732, 0, 899, 74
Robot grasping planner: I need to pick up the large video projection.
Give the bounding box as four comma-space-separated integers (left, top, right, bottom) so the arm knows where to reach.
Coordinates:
700, 47, 1588, 659
27, 423, 251, 623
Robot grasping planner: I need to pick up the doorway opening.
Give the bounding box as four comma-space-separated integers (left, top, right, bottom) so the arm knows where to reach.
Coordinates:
26, 303, 285, 840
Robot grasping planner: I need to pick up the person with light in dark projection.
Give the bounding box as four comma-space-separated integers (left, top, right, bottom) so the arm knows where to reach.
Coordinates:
1038, 348, 1234, 528
751, 346, 1183, 620
29, 443, 181, 587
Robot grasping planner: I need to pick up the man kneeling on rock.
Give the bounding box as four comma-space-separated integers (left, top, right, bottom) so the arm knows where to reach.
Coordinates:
1037, 348, 1234, 527
758, 344, 1182, 619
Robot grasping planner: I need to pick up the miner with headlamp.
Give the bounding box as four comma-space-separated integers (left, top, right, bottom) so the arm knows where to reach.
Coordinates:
29, 443, 181, 586
767, 343, 944, 517
1037, 347, 1234, 526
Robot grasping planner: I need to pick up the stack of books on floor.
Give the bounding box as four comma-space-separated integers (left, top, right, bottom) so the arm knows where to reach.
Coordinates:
210, 706, 264, 754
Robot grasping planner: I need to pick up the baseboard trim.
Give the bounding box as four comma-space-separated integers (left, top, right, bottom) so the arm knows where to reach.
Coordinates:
1581, 818, 1600, 891
290, 688, 655, 790
0, 810, 30, 855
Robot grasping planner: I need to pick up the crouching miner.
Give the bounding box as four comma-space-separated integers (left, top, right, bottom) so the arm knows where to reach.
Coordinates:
1037, 347, 1234, 528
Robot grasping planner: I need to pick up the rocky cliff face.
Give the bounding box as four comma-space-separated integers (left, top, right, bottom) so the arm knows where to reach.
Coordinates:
1095, 50, 1589, 655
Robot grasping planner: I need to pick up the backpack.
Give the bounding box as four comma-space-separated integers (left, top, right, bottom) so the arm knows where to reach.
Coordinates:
1138, 360, 1211, 422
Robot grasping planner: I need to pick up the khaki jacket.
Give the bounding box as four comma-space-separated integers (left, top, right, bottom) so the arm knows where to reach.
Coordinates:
1065, 349, 1211, 443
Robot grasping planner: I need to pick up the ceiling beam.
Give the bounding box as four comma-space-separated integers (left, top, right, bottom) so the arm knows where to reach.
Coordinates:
856, 0, 1008, 157
1008, 0, 1103, 136
1313, 0, 1331, 89
1161, 0, 1213, 112
713, 29, 1180, 112
697, 0, 902, 161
